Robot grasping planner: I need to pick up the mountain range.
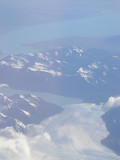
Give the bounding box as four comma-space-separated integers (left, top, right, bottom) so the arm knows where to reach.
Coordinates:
0, 46, 120, 103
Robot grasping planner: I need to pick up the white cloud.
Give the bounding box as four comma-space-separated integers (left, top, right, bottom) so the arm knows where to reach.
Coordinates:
0, 102, 119, 160
0, 128, 31, 160
104, 96, 120, 108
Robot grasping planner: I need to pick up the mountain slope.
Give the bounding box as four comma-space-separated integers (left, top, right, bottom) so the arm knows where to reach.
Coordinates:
0, 93, 63, 132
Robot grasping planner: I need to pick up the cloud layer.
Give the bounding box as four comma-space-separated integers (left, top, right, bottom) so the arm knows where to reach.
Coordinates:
0, 99, 120, 160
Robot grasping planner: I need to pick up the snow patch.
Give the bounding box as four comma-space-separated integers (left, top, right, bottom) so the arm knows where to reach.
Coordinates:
37, 53, 49, 61
56, 60, 61, 64
10, 60, 24, 69
31, 95, 39, 100
103, 65, 109, 70
0, 84, 9, 88
0, 61, 9, 66
54, 52, 58, 56
88, 62, 98, 69
20, 109, 31, 117
28, 63, 62, 77
66, 49, 72, 56
112, 56, 119, 59
20, 57, 29, 63
103, 72, 106, 76
35, 62, 48, 67
19, 95, 37, 107
73, 47, 84, 53
0, 113, 7, 118
26, 53, 34, 56
15, 119, 26, 129
77, 67, 93, 82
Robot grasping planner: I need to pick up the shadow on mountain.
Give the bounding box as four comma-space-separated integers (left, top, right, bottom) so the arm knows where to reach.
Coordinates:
101, 107, 120, 156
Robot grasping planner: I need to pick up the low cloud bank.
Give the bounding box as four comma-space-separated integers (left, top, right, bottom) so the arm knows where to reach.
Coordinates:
0, 98, 120, 160
104, 96, 120, 108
